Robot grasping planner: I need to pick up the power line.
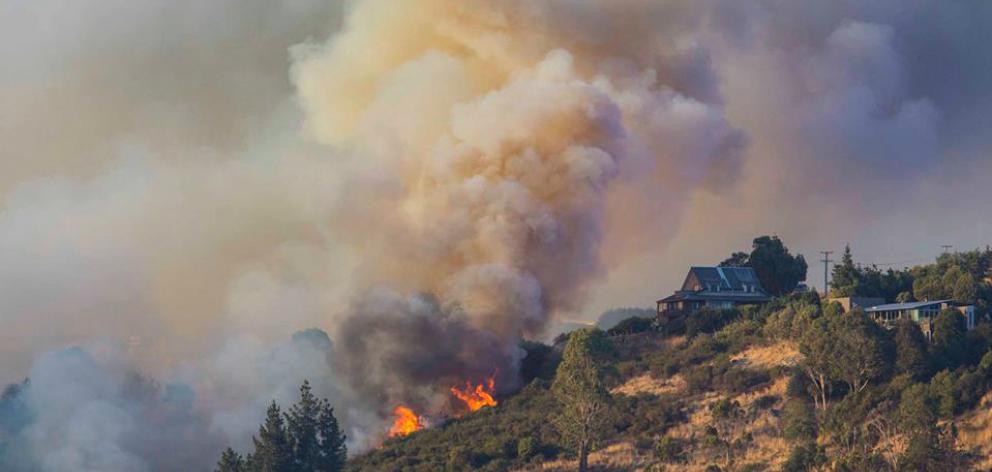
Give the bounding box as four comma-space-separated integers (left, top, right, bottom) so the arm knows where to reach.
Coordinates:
820, 251, 834, 297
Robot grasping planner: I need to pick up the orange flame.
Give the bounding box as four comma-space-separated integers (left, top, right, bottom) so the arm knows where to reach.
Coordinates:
387, 405, 424, 437
450, 377, 498, 412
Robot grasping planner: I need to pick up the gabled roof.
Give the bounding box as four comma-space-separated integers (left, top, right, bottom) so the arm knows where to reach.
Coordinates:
681, 266, 765, 293
864, 300, 955, 312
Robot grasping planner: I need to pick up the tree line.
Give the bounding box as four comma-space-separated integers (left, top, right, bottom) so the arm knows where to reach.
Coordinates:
216, 380, 346, 472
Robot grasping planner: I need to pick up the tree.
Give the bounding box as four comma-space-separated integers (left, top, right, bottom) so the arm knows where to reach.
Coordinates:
894, 318, 930, 380
287, 381, 321, 471
932, 308, 967, 369
897, 383, 957, 471
552, 328, 615, 472
249, 402, 293, 472
719, 252, 750, 267
216, 448, 246, 472
831, 245, 860, 297
216, 381, 345, 472
709, 398, 748, 466
315, 398, 347, 471
724, 236, 808, 296
830, 310, 891, 395
798, 317, 835, 410
928, 370, 957, 419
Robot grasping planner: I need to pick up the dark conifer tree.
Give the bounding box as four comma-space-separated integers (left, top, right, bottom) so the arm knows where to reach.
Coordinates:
287, 381, 321, 471
216, 448, 245, 472
250, 402, 293, 472
316, 401, 347, 471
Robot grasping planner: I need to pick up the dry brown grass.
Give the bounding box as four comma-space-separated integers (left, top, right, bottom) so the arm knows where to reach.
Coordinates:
515, 441, 652, 471
957, 392, 992, 469
611, 374, 686, 397
730, 341, 802, 369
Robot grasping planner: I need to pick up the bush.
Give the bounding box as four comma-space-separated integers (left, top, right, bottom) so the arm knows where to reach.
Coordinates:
782, 399, 816, 442
655, 435, 685, 463
515, 437, 537, 460
607, 316, 654, 336
447, 447, 473, 471
613, 394, 685, 437
715, 319, 763, 353
782, 442, 826, 472
753, 394, 778, 411
519, 341, 560, 384
686, 308, 740, 338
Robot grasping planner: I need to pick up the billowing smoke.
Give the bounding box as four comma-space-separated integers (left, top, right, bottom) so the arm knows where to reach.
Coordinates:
289, 0, 744, 413
3, 0, 992, 470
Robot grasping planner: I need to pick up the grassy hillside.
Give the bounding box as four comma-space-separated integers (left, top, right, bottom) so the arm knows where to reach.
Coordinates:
348, 292, 992, 472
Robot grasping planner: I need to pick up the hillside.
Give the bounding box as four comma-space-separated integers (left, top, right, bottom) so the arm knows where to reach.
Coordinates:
348, 291, 992, 472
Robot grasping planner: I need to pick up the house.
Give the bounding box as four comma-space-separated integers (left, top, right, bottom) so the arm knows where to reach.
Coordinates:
657, 266, 772, 318
864, 300, 976, 340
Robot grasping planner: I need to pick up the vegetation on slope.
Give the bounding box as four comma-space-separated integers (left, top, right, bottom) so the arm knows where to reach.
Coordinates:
348, 248, 992, 472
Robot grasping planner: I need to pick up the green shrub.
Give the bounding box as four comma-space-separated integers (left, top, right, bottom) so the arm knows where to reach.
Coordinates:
782, 399, 816, 442
782, 442, 825, 472
655, 435, 685, 463
607, 316, 654, 336
447, 446, 472, 471
515, 437, 537, 460
686, 308, 740, 338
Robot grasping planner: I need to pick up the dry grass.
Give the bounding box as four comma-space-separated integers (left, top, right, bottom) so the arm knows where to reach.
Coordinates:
661, 376, 792, 471
516, 441, 651, 471
611, 374, 686, 397
957, 392, 992, 469
730, 341, 802, 369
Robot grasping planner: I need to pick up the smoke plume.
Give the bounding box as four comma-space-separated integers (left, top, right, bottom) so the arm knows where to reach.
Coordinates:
3, 0, 992, 470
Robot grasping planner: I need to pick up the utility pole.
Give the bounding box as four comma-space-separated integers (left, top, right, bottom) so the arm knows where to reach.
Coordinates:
941, 245, 953, 253
820, 251, 834, 297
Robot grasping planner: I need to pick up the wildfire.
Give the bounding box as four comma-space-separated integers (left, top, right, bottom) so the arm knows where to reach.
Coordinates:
387, 405, 424, 437
450, 377, 498, 412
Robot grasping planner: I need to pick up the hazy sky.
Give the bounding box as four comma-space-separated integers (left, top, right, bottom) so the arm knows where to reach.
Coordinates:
2, 1, 992, 469
2, 0, 992, 382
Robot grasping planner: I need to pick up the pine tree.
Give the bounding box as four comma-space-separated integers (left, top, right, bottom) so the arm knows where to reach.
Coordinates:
216, 448, 245, 472
830, 244, 860, 297
316, 400, 347, 471
251, 401, 293, 472
287, 381, 321, 471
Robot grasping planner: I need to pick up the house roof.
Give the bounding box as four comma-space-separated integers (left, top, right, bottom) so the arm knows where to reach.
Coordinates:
864, 300, 954, 312
682, 266, 766, 293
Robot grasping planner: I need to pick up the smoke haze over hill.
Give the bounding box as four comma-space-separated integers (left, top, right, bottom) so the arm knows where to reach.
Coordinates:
2, 0, 992, 469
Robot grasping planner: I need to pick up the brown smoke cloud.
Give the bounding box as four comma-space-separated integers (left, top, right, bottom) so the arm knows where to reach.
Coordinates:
287, 0, 744, 417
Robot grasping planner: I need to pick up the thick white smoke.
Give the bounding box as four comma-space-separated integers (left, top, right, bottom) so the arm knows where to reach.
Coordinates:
2, 0, 992, 470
